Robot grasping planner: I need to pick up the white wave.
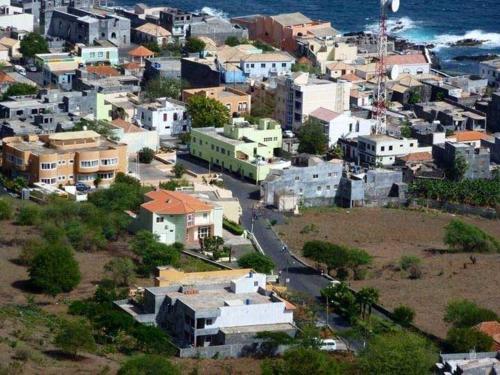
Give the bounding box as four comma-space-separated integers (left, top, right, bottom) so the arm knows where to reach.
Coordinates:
432, 29, 500, 50
365, 16, 418, 35
196, 6, 229, 19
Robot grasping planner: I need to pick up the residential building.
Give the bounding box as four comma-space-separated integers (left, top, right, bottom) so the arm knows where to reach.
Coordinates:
0, 0, 34, 32
116, 268, 296, 357
76, 41, 119, 65
183, 86, 251, 116
479, 58, 500, 87
261, 156, 343, 210
2, 130, 127, 186
189, 14, 248, 45
231, 12, 333, 53
240, 52, 294, 79
446, 130, 489, 149
131, 189, 223, 246
326, 61, 356, 79
486, 91, 500, 132
0, 44, 8, 62
357, 134, 420, 166
483, 134, 500, 164
135, 98, 189, 137
298, 39, 357, 74
0, 37, 21, 58
309, 107, 373, 147
110, 118, 159, 154
159, 8, 192, 41
45, 7, 131, 47
436, 352, 500, 375
275, 72, 351, 129
0, 71, 15, 93
35, 52, 80, 90
73, 69, 141, 95
414, 101, 487, 132
181, 55, 244, 87
143, 56, 182, 81
384, 52, 431, 75
190, 118, 288, 183
432, 141, 490, 180
133, 23, 172, 47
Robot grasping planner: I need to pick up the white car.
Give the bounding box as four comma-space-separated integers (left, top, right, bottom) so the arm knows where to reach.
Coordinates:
319, 339, 337, 352
283, 130, 294, 138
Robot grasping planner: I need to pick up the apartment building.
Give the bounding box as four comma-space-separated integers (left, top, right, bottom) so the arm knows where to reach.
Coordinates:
131, 189, 223, 246
384, 52, 431, 75
357, 134, 420, 166
433, 141, 490, 180
35, 53, 80, 89
275, 72, 351, 129
133, 23, 172, 47
0, 0, 34, 32
190, 118, 287, 183
116, 268, 295, 357
240, 52, 295, 78
135, 98, 189, 137
298, 39, 357, 74
183, 86, 251, 116
2, 130, 127, 186
76, 41, 119, 66
479, 58, 500, 87
414, 101, 487, 132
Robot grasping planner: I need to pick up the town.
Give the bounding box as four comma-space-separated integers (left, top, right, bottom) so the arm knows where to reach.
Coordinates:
0, 0, 499, 373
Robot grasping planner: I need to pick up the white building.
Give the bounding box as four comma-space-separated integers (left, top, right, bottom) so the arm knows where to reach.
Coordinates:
385, 52, 431, 76
0, 0, 34, 32
309, 107, 373, 147
357, 134, 420, 166
275, 72, 351, 129
135, 97, 189, 137
240, 52, 295, 79
479, 59, 500, 87
110, 118, 159, 154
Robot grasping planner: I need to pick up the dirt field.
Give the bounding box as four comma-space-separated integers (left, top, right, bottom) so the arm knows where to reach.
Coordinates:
276, 207, 500, 338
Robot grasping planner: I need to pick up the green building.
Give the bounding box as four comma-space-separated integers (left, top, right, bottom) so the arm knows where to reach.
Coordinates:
190, 118, 287, 182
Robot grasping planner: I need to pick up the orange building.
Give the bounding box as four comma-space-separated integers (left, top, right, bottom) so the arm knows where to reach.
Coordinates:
2, 130, 127, 187
182, 86, 251, 116
232, 12, 332, 53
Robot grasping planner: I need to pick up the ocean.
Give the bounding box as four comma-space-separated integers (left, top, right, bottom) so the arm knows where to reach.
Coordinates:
119, 0, 500, 74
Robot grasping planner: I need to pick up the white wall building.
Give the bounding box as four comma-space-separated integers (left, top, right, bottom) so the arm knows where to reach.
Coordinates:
385, 52, 431, 76
357, 134, 421, 166
0, 0, 34, 32
479, 59, 500, 87
135, 97, 189, 137
309, 107, 373, 147
240, 52, 295, 79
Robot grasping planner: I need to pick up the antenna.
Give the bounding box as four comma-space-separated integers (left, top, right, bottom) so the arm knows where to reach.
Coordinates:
373, 0, 400, 134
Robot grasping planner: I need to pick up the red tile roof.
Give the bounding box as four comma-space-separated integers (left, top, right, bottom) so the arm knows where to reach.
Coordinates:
309, 107, 341, 122
0, 71, 15, 84
111, 118, 144, 133
87, 65, 120, 77
453, 130, 488, 142
385, 53, 428, 65
142, 190, 213, 215
122, 62, 141, 70
128, 45, 155, 57
399, 152, 433, 162
339, 73, 363, 82
474, 321, 500, 351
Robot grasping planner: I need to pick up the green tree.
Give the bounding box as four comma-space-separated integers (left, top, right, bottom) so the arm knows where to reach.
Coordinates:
446, 155, 468, 181
356, 287, 379, 319
400, 125, 412, 138
225, 36, 241, 46
118, 355, 180, 375
281, 347, 346, 375
29, 244, 81, 296
172, 163, 186, 178
408, 89, 422, 105
444, 299, 498, 328
291, 63, 321, 75
0, 198, 12, 220
238, 252, 275, 274
131, 231, 181, 276
144, 76, 181, 100
392, 305, 415, 327
20, 32, 49, 58
138, 147, 155, 164
252, 40, 274, 52
185, 37, 206, 53
321, 282, 360, 323
54, 319, 96, 357
359, 332, 437, 375
104, 258, 136, 286
446, 327, 494, 352
297, 118, 328, 155
2, 83, 38, 99
444, 219, 500, 253
186, 95, 230, 128
16, 205, 41, 226
144, 41, 161, 54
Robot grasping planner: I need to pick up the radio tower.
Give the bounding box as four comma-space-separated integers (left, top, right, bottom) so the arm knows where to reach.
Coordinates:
374, 0, 400, 134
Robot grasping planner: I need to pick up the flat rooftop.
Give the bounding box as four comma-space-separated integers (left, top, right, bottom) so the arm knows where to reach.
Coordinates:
220, 323, 295, 335
193, 127, 244, 146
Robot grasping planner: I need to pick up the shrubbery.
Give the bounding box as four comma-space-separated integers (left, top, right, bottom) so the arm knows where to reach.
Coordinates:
444, 219, 500, 253
238, 252, 275, 274
223, 218, 244, 235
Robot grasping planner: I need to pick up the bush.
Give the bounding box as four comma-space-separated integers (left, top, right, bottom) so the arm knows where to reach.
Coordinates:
29, 244, 81, 296
399, 255, 421, 271
16, 205, 41, 226
444, 219, 500, 253
118, 355, 180, 375
447, 327, 494, 352
138, 147, 155, 164
54, 319, 96, 357
392, 305, 415, 327
238, 252, 275, 274
0, 198, 12, 220
444, 299, 498, 328
104, 258, 136, 287
184, 37, 206, 53
172, 163, 186, 178
225, 36, 240, 46
223, 218, 244, 235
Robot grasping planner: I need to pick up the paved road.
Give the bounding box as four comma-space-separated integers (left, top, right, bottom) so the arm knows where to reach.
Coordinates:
177, 155, 355, 342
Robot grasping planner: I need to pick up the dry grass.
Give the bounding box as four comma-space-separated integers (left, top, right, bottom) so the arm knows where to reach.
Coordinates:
277, 207, 500, 338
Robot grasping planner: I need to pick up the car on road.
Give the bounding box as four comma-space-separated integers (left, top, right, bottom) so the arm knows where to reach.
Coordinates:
319, 338, 337, 351
283, 130, 294, 138
27, 65, 37, 72
14, 65, 26, 75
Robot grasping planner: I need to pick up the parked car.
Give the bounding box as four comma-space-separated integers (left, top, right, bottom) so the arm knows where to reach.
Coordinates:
283, 130, 294, 138
319, 339, 337, 352
27, 65, 37, 72
75, 182, 90, 192
14, 65, 26, 75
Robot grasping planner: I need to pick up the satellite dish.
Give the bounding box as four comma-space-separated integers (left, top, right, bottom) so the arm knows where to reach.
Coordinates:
385, 0, 400, 13
389, 64, 399, 80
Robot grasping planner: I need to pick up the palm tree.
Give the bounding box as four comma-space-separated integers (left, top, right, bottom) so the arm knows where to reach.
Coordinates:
356, 287, 379, 319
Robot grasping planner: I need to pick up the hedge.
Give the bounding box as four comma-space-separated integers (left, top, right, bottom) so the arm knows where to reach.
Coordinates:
223, 218, 244, 235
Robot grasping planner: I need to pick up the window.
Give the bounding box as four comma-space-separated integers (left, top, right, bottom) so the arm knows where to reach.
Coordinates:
317, 186, 321, 192
186, 214, 194, 226
98, 172, 114, 179
77, 174, 95, 181
313, 174, 319, 179
203, 213, 208, 218
250, 64, 254, 68
41, 178, 57, 184
349, 123, 352, 132
389, 145, 393, 151
163, 113, 167, 121
58, 160, 66, 166
381, 146, 385, 151
295, 176, 300, 181
97, 51, 103, 57
101, 158, 117, 166
282, 63, 286, 67
261, 63, 266, 68
326, 185, 331, 190
173, 113, 178, 121
80, 160, 98, 168
272, 63, 276, 68
410, 143, 414, 147
41, 162, 57, 170
198, 226, 210, 239
254, 281, 258, 286
156, 216, 164, 223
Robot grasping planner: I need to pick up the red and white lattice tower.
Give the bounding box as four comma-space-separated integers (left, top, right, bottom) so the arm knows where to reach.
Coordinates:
374, 0, 400, 134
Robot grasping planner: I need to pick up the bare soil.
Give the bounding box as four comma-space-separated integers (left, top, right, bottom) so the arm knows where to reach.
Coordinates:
276, 207, 500, 338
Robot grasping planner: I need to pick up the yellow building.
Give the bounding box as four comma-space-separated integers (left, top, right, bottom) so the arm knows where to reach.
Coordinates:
2, 130, 127, 187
